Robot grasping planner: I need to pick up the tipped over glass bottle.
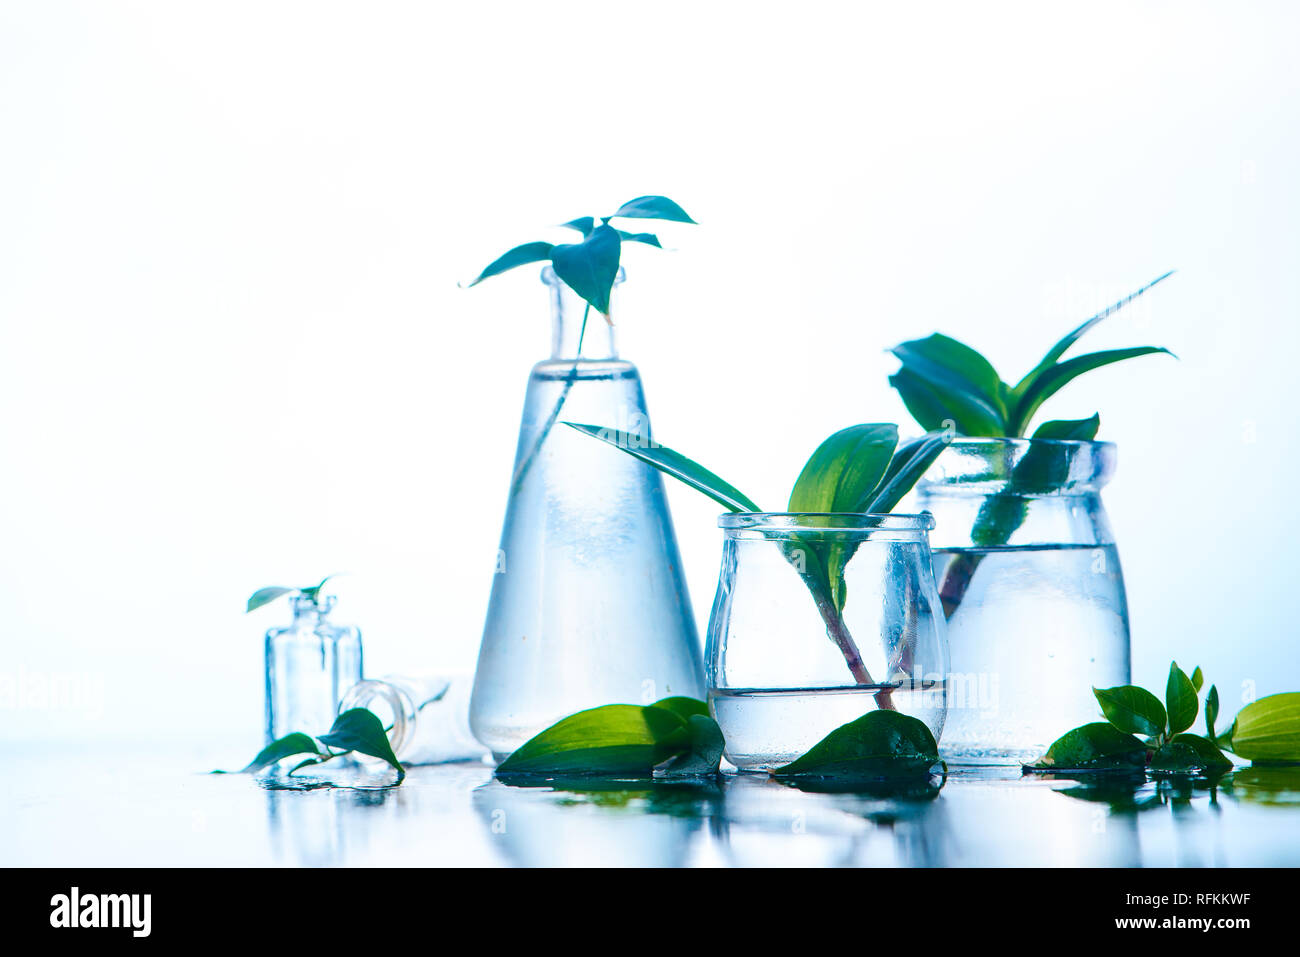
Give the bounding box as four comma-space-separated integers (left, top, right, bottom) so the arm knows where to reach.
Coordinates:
340, 674, 486, 765
264, 595, 362, 744
470, 267, 705, 758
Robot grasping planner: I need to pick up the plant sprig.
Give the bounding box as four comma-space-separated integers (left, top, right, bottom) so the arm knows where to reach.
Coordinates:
565, 421, 951, 694
466, 195, 696, 316
246, 576, 336, 613
889, 271, 1175, 439
1028, 662, 1300, 775
236, 708, 405, 785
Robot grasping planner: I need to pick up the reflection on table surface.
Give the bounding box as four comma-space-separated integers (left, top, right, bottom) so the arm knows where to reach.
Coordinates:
4, 744, 1300, 866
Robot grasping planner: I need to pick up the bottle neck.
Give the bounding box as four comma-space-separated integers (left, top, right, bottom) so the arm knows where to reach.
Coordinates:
544, 266, 620, 361
290, 594, 334, 627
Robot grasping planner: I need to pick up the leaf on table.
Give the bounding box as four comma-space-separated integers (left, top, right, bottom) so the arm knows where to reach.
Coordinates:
656, 714, 725, 777
1150, 733, 1233, 776
773, 710, 942, 781
563, 423, 761, 513
1219, 692, 1300, 763
550, 224, 622, 315
239, 732, 322, 773
1025, 722, 1149, 772
495, 703, 691, 777
1094, 684, 1168, 737
1165, 661, 1199, 735
319, 708, 405, 782
466, 241, 555, 286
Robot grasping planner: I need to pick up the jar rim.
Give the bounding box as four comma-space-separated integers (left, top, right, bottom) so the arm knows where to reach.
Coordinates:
942, 436, 1116, 452
918, 436, 1116, 493
717, 511, 935, 532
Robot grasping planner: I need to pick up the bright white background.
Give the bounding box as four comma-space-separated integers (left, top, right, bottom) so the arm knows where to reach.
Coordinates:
1, 1, 1296, 748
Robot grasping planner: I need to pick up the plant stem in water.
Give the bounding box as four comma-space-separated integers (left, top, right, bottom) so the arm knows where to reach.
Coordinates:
509, 304, 592, 496
811, 592, 896, 710
939, 550, 983, 619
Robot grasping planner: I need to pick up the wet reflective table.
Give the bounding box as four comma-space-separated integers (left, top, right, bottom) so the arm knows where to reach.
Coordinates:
4, 744, 1299, 867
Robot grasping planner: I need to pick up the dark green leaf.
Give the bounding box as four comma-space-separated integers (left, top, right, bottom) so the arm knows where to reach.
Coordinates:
1031, 413, 1100, 441
656, 714, 725, 777
1220, 692, 1300, 762
890, 334, 1008, 435
563, 422, 761, 513
467, 241, 555, 287
610, 195, 697, 224
1019, 271, 1175, 378
1026, 722, 1149, 771
1165, 662, 1199, 735
773, 710, 942, 781
240, 732, 321, 773
864, 430, 953, 513
889, 368, 966, 434
1190, 666, 1204, 692
550, 224, 622, 315
1150, 733, 1233, 776
560, 217, 595, 236
1205, 685, 1220, 739
1094, 684, 1168, 737
1009, 346, 1172, 436
617, 230, 662, 247
300, 574, 335, 603
319, 708, 405, 781
495, 703, 690, 776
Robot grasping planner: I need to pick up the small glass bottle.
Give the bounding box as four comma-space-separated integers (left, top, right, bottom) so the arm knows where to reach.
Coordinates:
264, 595, 363, 743
339, 674, 486, 765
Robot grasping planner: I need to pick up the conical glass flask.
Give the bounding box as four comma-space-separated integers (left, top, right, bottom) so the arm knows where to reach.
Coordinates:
470, 266, 704, 758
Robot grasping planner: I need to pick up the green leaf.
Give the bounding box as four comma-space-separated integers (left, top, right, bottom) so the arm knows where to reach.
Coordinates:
1031, 413, 1100, 441
788, 424, 898, 513
889, 335, 1008, 436
864, 430, 953, 513
467, 241, 555, 286
319, 708, 405, 781
656, 714, 725, 777
240, 732, 321, 773
1220, 692, 1300, 763
889, 368, 963, 434
550, 224, 622, 315
1026, 722, 1149, 771
1165, 662, 1199, 735
649, 696, 710, 721
1009, 346, 1172, 436
563, 422, 761, 513
1205, 684, 1219, 739
246, 586, 297, 613
560, 217, 595, 236
609, 195, 696, 224
1020, 271, 1175, 377
495, 703, 691, 776
300, 574, 336, 603
1190, 666, 1204, 692
1150, 733, 1233, 776
773, 710, 942, 781
1093, 684, 1167, 737
616, 230, 662, 247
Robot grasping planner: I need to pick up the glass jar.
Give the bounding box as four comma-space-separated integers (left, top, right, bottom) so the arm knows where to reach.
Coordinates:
340, 674, 487, 765
916, 438, 1131, 765
706, 513, 948, 771
470, 267, 705, 759
264, 595, 362, 743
